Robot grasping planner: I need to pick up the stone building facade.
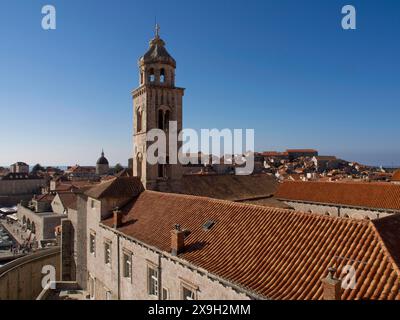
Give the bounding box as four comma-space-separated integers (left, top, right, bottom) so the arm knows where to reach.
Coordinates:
17, 204, 65, 244
9, 162, 29, 174
0, 174, 46, 207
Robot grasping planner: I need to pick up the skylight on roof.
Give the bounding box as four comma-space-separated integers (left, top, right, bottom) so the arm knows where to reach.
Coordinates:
202, 220, 215, 231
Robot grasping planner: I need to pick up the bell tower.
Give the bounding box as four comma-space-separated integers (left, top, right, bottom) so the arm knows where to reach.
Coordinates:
132, 25, 184, 191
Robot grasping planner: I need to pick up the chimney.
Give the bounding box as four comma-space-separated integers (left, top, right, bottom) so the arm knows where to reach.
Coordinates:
322, 267, 342, 300
113, 207, 123, 228
171, 224, 185, 256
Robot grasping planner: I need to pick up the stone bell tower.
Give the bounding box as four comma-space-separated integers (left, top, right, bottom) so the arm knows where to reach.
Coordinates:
132, 25, 184, 192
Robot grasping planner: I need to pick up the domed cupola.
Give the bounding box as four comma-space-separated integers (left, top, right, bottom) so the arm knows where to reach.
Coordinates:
138, 24, 176, 87
139, 24, 176, 68
96, 150, 110, 175
97, 150, 109, 165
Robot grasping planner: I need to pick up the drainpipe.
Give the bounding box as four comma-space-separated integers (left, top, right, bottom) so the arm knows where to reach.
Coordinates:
117, 233, 121, 300
158, 253, 162, 300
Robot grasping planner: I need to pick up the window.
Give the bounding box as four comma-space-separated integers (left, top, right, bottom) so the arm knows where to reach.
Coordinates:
158, 110, 164, 129
123, 251, 132, 279
158, 164, 168, 179
137, 109, 142, 132
160, 68, 165, 83
91, 199, 95, 209
164, 110, 170, 131
89, 232, 96, 255
182, 286, 195, 300
149, 68, 155, 82
104, 241, 111, 265
148, 267, 158, 296
88, 275, 95, 299
136, 154, 143, 179
105, 290, 112, 300
162, 288, 169, 300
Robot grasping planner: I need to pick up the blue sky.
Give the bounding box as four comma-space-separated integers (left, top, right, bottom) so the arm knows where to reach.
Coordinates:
0, 0, 399, 167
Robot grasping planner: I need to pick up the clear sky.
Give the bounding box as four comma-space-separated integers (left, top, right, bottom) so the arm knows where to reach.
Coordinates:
1, 0, 399, 167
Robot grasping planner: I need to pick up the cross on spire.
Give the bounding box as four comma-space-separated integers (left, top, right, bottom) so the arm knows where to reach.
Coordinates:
155, 23, 160, 38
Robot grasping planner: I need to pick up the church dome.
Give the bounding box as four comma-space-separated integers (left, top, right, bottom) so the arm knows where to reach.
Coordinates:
392, 170, 400, 182
139, 26, 176, 67
97, 150, 109, 165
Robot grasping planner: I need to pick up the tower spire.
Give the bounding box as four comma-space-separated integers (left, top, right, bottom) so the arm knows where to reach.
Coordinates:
155, 23, 160, 38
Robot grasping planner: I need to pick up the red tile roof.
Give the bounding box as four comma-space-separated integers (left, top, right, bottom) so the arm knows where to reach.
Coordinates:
392, 170, 400, 182
85, 177, 143, 200
35, 194, 55, 202
276, 181, 400, 212
286, 149, 318, 153
58, 192, 78, 211
102, 191, 400, 300
178, 174, 278, 201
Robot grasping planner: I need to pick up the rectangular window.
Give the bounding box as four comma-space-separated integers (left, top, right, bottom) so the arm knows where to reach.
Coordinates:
123, 251, 132, 279
182, 286, 195, 300
148, 267, 158, 297
104, 241, 111, 266
162, 288, 169, 300
89, 232, 96, 255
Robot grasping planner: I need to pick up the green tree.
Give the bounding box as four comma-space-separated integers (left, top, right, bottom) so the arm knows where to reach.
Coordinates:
114, 163, 124, 173
31, 163, 45, 173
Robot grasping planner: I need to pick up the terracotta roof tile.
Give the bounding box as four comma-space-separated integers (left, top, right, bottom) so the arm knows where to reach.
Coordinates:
392, 170, 400, 182
102, 191, 400, 300
179, 174, 278, 201
85, 177, 143, 200
276, 181, 400, 212
58, 192, 78, 211
35, 194, 55, 202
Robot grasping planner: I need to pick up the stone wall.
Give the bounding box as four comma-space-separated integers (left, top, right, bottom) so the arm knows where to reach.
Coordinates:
283, 201, 393, 220
0, 179, 46, 206
0, 247, 60, 300
17, 205, 65, 242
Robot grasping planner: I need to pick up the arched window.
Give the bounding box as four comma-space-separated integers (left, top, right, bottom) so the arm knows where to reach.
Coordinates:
344, 214, 350, 219
158, 110, 164, 129
160, 68, 165, 83
136, 153, 143, 179
27, 218, 31, 230
140, 72, 144, 84
164, 110, 170, 131
31, 222, 36, 234
22, 216, 26, 225
325, 212, 330, 216
149, 68, 155, 83
137, 108, 142, 132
